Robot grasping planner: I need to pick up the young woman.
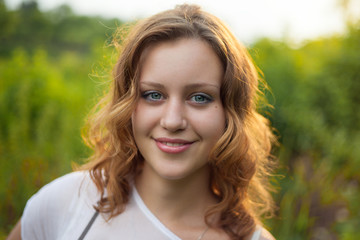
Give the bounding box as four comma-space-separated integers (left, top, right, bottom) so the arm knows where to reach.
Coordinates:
8, 4, 276, 240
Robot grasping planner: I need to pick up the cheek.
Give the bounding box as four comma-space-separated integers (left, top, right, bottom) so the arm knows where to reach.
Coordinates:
192, 106, 226, 139
132, 104, 145, 135
132, 102, 159, 134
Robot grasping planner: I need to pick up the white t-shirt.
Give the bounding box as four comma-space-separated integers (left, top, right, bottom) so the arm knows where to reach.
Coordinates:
21, 171, 263, 240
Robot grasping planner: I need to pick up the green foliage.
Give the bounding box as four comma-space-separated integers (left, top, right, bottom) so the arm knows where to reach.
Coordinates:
1, 1, 359, 239
0, 0, 122, 57
0, 2, 117, 235
252, 21, 360, 239
0, 48, 92, 231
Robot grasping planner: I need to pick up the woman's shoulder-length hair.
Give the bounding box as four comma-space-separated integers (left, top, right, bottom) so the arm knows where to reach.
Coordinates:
81, 4, 277, 240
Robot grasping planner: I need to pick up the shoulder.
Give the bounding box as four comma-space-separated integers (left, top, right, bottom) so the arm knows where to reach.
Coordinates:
30, 171, 94, 202
258, 228, 276, 240
24, 171, 98, 211
21, 171, 98, 239
247, 226, 275, 240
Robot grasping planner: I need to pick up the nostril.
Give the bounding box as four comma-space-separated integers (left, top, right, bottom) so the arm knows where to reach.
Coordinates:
160, 112, 187, 132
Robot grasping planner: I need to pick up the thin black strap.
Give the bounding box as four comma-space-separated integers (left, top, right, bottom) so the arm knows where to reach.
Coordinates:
77, 210, 99, 240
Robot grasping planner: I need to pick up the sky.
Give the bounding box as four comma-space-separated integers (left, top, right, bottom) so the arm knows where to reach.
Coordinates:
4, 0, 360, 44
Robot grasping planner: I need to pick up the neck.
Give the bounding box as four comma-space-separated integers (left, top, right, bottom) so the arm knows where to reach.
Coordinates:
134, 163, 217, 224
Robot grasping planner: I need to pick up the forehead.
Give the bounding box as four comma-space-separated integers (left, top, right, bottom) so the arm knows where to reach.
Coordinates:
138, 38, 224, 86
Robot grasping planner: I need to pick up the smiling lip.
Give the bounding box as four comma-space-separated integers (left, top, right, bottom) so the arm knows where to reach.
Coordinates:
154, 138, 194, 154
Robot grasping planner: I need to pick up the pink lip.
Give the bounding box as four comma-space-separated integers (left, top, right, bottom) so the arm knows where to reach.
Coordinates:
154, 138, 194, 154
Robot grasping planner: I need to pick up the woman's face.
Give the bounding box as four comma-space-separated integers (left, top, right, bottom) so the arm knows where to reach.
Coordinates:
132, 38, 226, 181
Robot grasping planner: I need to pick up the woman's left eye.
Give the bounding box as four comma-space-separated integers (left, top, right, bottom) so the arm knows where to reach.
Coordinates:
190, 93, 213, 104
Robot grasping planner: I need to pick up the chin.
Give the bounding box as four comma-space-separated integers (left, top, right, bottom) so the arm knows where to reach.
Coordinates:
156, 163, 209, 182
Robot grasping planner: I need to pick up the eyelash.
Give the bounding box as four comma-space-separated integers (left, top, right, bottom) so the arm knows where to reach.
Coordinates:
141, 91, 213, 104
142, 91, 164, 102
189, 93, 213, 104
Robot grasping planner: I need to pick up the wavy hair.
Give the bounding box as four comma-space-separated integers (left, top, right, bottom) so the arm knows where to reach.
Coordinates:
81, 4, 277, 240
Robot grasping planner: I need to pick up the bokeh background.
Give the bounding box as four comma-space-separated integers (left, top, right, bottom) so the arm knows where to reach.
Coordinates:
0, 0, 359, 239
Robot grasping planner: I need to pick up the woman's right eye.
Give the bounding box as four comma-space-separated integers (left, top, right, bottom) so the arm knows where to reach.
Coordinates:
142, 91, 163, 101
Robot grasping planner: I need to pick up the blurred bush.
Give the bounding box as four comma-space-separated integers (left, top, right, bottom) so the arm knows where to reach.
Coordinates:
0, 0, 359, 239
251, 23, 360, 239
0, 0, 119, 237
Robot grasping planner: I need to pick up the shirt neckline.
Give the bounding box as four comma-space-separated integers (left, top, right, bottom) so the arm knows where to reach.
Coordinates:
132, 186, 262, 240
132, 187, 182, 240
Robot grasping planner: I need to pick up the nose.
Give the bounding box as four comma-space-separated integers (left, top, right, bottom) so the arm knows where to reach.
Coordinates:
160, 99, 187, 132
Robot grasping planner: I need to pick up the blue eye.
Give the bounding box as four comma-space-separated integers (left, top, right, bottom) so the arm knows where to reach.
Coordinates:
190, 93, 212, 104
142, 91, 163, 101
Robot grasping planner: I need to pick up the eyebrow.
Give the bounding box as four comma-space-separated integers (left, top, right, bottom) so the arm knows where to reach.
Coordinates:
140, 81, 220, 90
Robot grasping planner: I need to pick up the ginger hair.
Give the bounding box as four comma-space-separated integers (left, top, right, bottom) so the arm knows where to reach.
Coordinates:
81, 4, 276, 239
